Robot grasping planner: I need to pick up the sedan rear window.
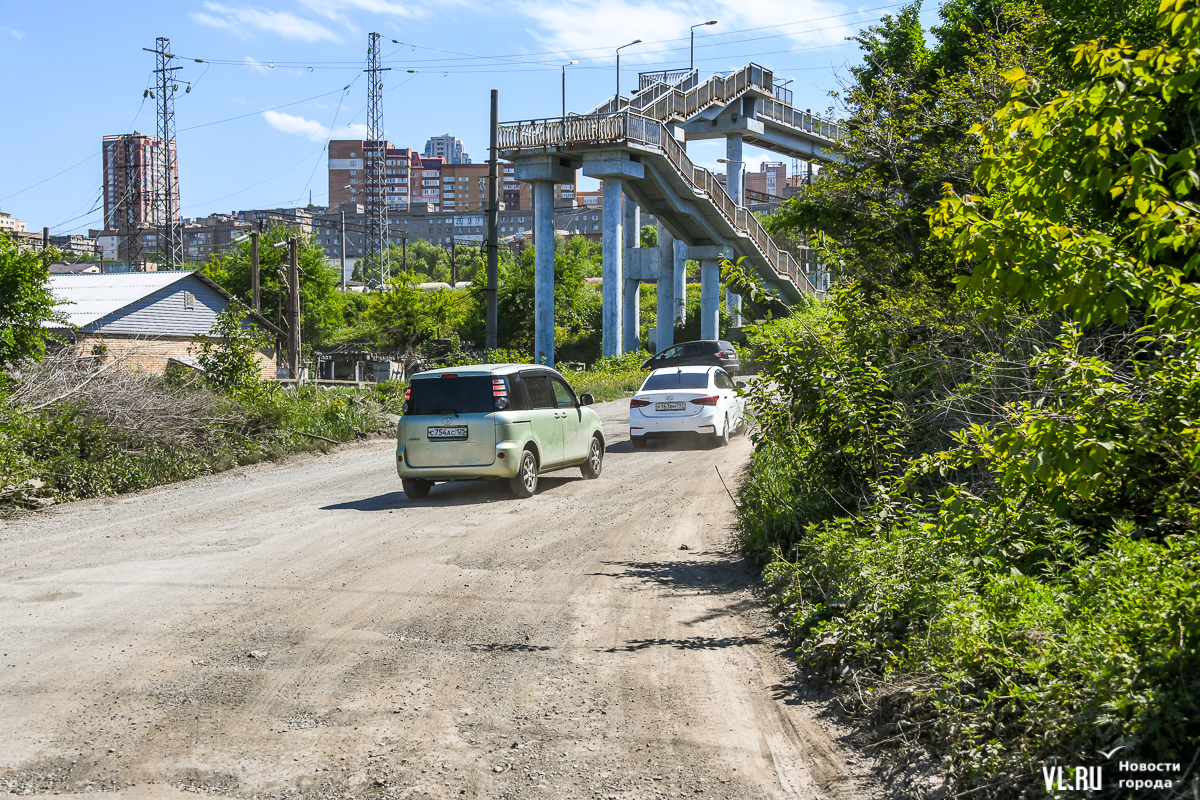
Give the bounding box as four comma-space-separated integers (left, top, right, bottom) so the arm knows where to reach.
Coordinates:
642, 372, 710, 390
406, 376, 495, 415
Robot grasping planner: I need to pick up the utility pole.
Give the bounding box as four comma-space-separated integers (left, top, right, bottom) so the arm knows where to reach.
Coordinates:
251, 231, 260, 311
145, 37, 183, 269
287, 237, 301, 379
450, 238, 457, 287
486, 89, 499, 350
402, 235, 408, 273
364, 32, 392, 287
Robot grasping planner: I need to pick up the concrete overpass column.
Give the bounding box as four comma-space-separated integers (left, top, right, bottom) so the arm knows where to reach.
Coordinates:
601, 176, 625, 357
726, 287, 742, 327
622, 195, 641, 352
726, 134, 744, 206
700, 259, 720, 340
656, 223, 675, 353
673, 239, 687, 324
515, 154, 578, 366
582, 152, 644, 358
533, 181, 556, 366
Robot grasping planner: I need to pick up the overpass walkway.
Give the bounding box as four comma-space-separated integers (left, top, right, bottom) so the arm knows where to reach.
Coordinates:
498, 63, 844, 365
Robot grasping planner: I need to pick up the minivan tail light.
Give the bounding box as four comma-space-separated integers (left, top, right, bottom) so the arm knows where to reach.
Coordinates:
441, 373, 458, 378
690, 396, 719, 406
630, 398, 651, 408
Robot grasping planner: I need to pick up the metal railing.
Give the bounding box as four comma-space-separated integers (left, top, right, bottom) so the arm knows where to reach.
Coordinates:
497, 110, 816, 296
587, 63, 842, 145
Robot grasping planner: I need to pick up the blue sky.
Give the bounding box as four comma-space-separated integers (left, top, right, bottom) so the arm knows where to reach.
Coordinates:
0, 0, 939, 236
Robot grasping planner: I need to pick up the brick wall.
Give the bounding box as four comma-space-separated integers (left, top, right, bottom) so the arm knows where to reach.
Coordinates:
73, 333, 278, 380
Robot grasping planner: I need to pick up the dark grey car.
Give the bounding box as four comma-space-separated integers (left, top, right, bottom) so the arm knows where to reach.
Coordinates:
641, 340, 739, 376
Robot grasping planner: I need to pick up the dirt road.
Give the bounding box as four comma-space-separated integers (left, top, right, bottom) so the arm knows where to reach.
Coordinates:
0, 399, 877, 800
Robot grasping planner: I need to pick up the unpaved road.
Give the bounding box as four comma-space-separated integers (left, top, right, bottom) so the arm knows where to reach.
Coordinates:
0, 399, 877, 800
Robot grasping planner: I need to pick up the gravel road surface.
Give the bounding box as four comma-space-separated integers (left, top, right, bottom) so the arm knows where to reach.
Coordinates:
0, 399, 878, 800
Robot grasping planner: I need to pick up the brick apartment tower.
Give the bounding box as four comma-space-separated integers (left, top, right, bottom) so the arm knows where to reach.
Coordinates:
102, 133, 179, 265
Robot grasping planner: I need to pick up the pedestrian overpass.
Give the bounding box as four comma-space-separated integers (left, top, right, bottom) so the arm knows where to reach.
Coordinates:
498, 62, 843, 365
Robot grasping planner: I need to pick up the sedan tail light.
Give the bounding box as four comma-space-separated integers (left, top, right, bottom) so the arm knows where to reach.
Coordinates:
630, 398, 651, 408
690, 396, 719, 406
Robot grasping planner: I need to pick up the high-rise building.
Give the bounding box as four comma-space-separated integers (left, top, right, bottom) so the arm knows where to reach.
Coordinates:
745, 161, 787, 200
101, 133, 179, 265
423, 134, 470, 164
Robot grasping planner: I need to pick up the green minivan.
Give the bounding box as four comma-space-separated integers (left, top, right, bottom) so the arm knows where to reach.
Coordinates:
395, 364, 606, 500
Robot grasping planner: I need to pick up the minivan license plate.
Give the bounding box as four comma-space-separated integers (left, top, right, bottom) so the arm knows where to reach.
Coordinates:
427, 425, 468, 440
655, 402, 686, 411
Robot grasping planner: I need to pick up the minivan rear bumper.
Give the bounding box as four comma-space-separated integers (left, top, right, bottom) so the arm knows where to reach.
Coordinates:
395, 440, 524, 480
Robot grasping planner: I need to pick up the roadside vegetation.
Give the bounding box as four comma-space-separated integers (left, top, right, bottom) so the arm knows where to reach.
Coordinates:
202, 224, 742, 367
730, 0, 1200, 796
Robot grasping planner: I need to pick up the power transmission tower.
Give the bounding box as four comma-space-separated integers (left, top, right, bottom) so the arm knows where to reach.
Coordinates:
146, 37, 183, 269
365, 32, 391, 286
121, 136, 144, 269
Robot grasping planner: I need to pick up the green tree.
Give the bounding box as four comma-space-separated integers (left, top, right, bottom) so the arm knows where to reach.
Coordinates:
768, 0, 1049, 298
192, 306, 272, 393
0, 234, 61, 373
203, 225, 343, 348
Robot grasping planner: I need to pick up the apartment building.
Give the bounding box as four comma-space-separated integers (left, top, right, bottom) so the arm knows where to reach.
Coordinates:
423, 134, 470, 164
0, 211, 27, 235
48, 234, 99, 258
745, 161, 787, 200
101, 133, 179, 231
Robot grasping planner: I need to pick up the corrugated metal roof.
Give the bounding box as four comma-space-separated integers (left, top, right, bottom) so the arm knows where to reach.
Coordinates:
49, 272, 196, 328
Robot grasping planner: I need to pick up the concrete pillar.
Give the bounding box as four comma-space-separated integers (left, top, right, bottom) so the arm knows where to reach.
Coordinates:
602, 177, 625, 357
673, 239, 687, 324
622, 195, 641, 353
534, 181, 556, 366
726, 134, 744, 206
726, 287, 742, 327
701, 259, 720, 341
656, 223, 675, 353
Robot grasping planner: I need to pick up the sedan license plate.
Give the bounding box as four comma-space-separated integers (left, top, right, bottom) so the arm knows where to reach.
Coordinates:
655, 402, 686, 411
427, 425, 468, 440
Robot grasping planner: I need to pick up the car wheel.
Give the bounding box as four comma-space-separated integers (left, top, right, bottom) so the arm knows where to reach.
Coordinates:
712, 415, 730, 448
509, 448, 539, 498
402, 478, 432, 500
630, 435, 647, 450
581, 435, 604, 479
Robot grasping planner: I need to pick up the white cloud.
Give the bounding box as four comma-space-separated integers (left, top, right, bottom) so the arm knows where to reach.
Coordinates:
190, 3, 341, 42
514, 0, 854, 63
263, 110, 368, 141
298, 0, 429, 20
2, 26, 26, 38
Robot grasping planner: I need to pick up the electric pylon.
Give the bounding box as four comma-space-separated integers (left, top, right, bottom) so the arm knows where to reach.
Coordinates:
146, 37, 183, 269
365, 31, 390, 285
121, 136, 144, 269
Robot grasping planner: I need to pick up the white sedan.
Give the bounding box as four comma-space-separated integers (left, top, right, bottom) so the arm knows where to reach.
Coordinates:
629, 366, 746, 448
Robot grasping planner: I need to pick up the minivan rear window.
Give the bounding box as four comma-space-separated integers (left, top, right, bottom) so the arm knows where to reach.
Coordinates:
642, 372, 710, 390
406, 376, 495, 416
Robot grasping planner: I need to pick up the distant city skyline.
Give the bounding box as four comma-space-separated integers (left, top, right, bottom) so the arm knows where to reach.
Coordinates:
0, 0, 941, 235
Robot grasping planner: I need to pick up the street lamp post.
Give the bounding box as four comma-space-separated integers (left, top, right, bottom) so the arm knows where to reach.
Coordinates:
717, 157, 746, 205
690, 21, 717, 73
615, 40, 642, 110
561, 60, 578, 119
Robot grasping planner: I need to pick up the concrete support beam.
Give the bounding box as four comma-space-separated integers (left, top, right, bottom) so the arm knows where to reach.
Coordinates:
726, 134, 744, 207
533, 181, 556, 366
601, 176, 625, 357
701, 259, 720, 341
622, 195, 641, 353
656, 223, 675, 353
674, 238, 687, 324
514, 155, 577, 185
726, 287, 742, 327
